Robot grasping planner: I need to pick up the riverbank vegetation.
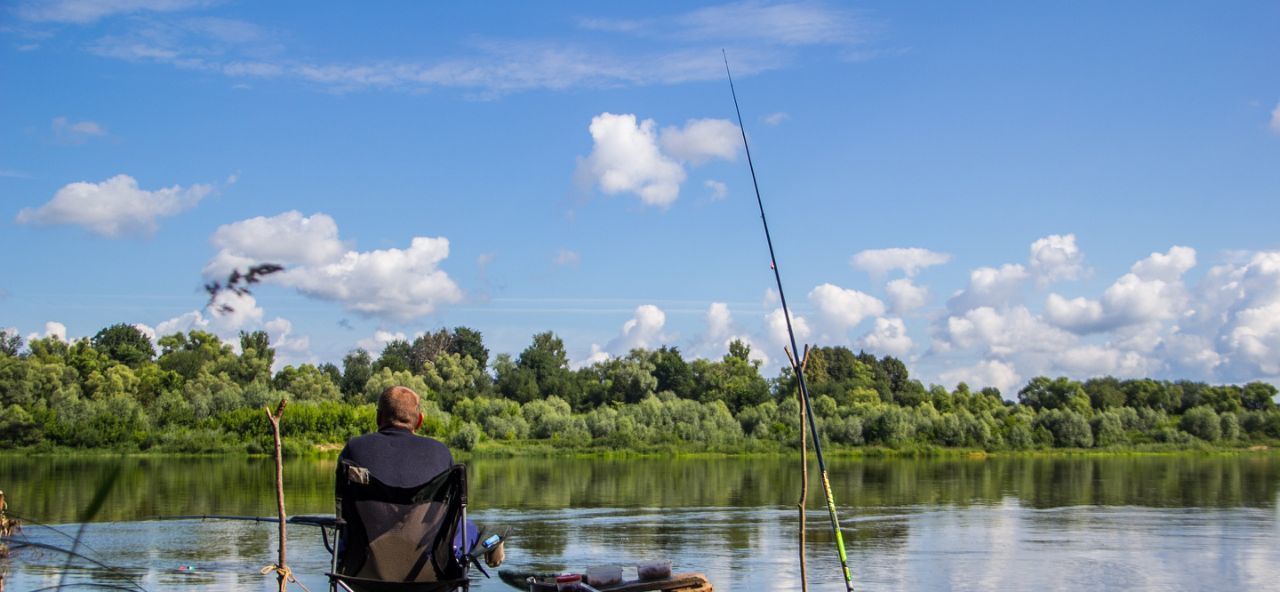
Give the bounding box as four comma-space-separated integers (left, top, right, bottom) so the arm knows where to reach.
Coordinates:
1, 325, 1278, 455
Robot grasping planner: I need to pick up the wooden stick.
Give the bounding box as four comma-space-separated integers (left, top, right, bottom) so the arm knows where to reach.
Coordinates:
265, 399, 289, 592
784, 345, 812, 592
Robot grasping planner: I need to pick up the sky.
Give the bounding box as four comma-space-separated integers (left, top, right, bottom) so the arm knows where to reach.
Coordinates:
2, 1, 1279, 396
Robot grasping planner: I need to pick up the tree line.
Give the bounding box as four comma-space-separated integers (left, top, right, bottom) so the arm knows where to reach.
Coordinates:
1, 324, 1277, 454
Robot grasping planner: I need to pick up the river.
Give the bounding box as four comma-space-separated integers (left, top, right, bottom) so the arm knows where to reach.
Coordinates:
2, 454, 1278, 591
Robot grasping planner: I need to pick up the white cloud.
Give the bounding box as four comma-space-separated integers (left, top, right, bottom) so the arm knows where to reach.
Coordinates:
1029, 234, 1086, 284
205, 212, 463, 321
1045, 246, 1196, 334
706, 302, 734, 342
204, 211, 346, 278
554, 249, 581, 267
947, 264, 1028, 312
577, 113, 685, 207
154, 291, 264, 340
1053, 345, 1152, 378
939, 360, 1022, 396
937, 306, 1073, 357
765, 306, 811, 348
16, 174, 211, 238
658, 118, 740, 164
52, 116, 107, 144
265, 317, 312, 370
851, 247, 950, 277
605, 304, 667, 354
705, 179, 728, 201
356, 330, 408, 355
574, 343, 612, 369
809, 283, 886, 333
885, 278, 928, 314
17, 0, 217, 24
26, 321, 68, 343
1130, 245, 1196, 282
1271, 101, 1280, 134
1044, 294, 1107, 333
577, 114, 739, 208
284, 238, 463, 321
763, 112, 789, 126
857, 317, 913, 357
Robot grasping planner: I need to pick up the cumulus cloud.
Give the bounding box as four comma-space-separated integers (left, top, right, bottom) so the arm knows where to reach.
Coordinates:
947, 264, 1029, 312
577, 113, 738, 208
658, 118, 740, 164
578, 113, 685, 207
937, 306, 1073, 357
51, 116, 107, 144
1271, 101, 1280, 134
26, 321, 68, 343
1045, 247, 1197, 334
765, 306, 811, 348
1130, 245, 1196, 282
809, 283, 885, 333
265, 317, 312, 369
154, 291, 264, 339
356, 329, 408, 355
16, 174, 212, 237
851, 247, 951, 278
605, 304, 667, 354
885, 278, 929, 314
204, 211, 347, 277
205, 211, 463, 321
858, 317, 913, 357
1053, 345, 1152, 378
706, 302, 734, 342
1029, 234, 1086, 284
939, 360, 1022, 395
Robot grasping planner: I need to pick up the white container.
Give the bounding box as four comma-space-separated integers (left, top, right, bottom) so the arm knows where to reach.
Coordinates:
586, 565, 623, 587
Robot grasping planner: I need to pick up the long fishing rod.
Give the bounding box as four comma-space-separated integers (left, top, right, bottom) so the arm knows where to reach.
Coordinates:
723, 50, 855, 592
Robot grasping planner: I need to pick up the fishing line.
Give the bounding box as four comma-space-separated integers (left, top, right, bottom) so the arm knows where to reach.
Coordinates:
723, 50, 856, 592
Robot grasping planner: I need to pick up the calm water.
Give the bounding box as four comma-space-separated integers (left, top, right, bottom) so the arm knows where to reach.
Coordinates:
2, 454, 1278, 591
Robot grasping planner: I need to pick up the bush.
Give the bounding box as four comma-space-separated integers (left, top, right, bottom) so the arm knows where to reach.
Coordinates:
1034, 409, 1093, 448
1179, 406, 1221, 442
1090, 412, 1126, 447
450, 422, 482, 451
1219, 412, 1240, 442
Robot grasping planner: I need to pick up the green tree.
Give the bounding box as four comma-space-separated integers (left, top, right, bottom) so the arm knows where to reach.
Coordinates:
91, 323, 156, 367
1241, 382, 1278, 411
0, 329, 22, 357
448, 326, 489, 370
374, 339, 413, 374
650, 346, 694, 399
1019, 377, 1091, 414
341, 349, 373, 399
273, 364, 342, 402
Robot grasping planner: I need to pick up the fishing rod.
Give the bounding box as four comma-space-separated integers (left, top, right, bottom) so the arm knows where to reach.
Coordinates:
723, 50, 855, 592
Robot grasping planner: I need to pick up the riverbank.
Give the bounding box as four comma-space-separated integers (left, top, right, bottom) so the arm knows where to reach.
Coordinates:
3, 440, 1275, 459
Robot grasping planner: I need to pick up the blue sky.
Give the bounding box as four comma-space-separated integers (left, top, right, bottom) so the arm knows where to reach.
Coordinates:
2, 1, 1279, 394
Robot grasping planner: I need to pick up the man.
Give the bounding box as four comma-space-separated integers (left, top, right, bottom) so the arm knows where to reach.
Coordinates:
337, 385, 503, 569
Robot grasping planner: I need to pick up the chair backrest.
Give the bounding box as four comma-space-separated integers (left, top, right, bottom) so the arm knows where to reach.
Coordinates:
336, 462, 469, 585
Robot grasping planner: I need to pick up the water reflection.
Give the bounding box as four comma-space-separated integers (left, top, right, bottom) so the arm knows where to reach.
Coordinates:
1, 454, 1278, 591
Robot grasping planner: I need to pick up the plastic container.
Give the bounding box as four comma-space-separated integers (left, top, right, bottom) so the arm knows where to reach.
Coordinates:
638, 559, 672, 581
556, 574, 583, 591
586, 565, 623, 587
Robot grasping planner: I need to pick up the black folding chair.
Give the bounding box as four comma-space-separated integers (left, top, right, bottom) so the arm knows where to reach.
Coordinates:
325, 462, 473, 592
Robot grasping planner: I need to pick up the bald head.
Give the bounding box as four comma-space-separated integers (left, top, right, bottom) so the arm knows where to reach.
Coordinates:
377, 386, 423, 431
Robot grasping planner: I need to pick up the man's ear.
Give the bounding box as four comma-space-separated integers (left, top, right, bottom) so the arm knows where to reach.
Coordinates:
415, 412, 424, 431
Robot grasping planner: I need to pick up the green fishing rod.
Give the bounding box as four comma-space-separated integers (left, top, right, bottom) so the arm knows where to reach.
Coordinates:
723, 51, 855, 592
